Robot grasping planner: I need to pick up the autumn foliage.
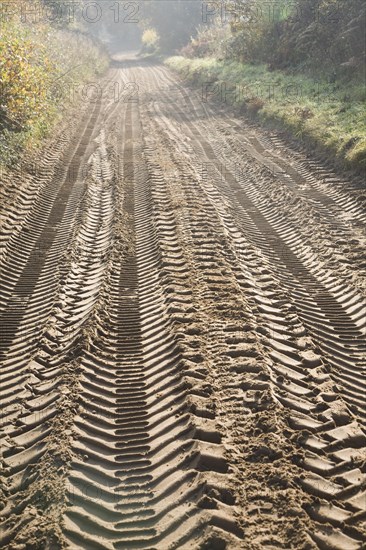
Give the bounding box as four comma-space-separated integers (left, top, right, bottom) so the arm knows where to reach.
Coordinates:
0, 0, 108, 162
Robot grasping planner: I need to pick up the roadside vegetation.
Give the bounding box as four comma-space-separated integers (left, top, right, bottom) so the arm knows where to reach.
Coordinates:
1, 0, 364, 172
157, 0, 366, 173
166, 56, 366, 171
0, 0, 109, 166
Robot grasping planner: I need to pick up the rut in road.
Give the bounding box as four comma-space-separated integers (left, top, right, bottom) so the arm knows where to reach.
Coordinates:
0, 57, 365, 550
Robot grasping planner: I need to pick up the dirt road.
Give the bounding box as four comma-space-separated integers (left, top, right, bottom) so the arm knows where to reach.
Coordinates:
1, 56, 365, 550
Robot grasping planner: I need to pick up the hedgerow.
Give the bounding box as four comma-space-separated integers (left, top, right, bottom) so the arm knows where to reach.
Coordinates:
0, 1, 109, 165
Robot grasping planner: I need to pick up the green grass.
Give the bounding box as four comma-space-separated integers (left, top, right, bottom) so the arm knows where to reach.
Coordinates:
166, 56, 366, 173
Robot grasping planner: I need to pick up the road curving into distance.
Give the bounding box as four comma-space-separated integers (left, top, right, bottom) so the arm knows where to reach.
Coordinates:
0, 54, 365, 550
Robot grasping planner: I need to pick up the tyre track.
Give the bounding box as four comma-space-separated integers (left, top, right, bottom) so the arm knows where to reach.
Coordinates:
151, 79, 365, 425
0, 95, 103, 367
1, 98, 107, 545
62, 91, 243, 548
157, 66, 365, 225
0, 105, 117, 548
168, 77, 365, 285
0, 108, 86, 261
139, 77, 319, 547
1, 57, 365, 550
135, 65, 366, 548
156, 68, 365, 295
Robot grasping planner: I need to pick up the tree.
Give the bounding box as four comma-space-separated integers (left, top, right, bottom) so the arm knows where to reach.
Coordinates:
141, 0, 201, 52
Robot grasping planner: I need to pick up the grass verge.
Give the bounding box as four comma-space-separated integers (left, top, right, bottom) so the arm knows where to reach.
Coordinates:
166, 56, 366, 174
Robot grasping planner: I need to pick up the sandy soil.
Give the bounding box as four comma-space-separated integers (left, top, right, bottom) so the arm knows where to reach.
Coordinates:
0, 55, 365, 550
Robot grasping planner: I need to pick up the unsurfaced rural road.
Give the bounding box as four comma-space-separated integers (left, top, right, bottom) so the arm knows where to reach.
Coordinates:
1, 55, 365, 550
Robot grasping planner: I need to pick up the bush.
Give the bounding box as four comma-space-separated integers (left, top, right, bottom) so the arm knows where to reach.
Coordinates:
181, 25, 231, 60
0, 28, 54, 132
0, 9, 109, 165
246, 97, 265, 115
140, 0, 201, 53
141, 28, 159, 52
179, 1, 365, 79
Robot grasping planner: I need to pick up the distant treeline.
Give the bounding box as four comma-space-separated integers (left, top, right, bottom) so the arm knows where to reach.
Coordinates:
143, 0, 365, 78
